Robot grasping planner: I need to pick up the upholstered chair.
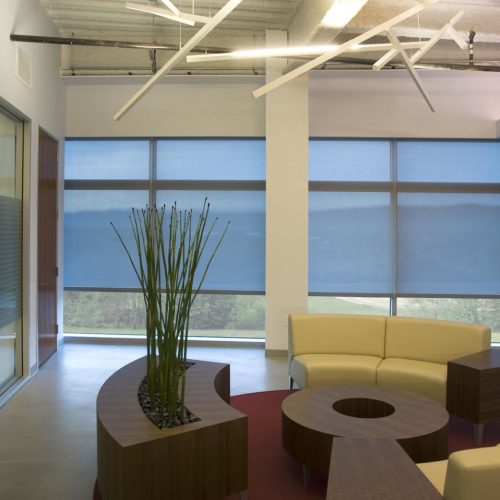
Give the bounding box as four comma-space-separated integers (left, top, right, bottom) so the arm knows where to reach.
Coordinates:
417, 443, 500, 500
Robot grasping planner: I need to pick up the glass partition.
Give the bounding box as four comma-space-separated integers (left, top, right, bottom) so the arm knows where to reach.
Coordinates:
0, 107, 23, 395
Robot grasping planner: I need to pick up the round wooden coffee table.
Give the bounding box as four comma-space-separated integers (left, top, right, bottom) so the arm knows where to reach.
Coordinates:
282, 385, 449, 475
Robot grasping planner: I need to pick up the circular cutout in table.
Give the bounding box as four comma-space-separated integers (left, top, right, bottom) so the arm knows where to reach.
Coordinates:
332, 397, 395, 418
282, 385, 449, 474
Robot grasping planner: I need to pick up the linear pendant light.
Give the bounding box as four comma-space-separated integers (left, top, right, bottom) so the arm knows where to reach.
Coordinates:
159, 0, 181, 16
186, 42, 426, 63
114, 0, 242, 121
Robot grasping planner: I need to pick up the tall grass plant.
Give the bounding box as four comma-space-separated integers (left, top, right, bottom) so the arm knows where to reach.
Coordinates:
112, 200, 227, 427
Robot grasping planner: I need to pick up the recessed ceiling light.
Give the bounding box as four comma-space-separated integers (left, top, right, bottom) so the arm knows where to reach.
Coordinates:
321, 0, 370, 28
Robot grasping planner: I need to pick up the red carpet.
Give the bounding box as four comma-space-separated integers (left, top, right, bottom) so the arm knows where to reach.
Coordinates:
226, 390, 327, 500
94, 390, 500, 500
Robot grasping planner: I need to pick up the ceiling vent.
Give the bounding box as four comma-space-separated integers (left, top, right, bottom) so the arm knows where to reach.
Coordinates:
16, 45, 32, 89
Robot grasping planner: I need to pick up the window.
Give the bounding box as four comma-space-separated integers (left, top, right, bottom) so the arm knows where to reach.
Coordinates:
64, 290, 265, 338
64, 190, 149, 288
309, 139, 390, 182
0, 106, 23, 395
309, 139, 500, 343
309, 191, 391, 294
64, 139, 265, 338
65, 140, 149, 180
156, 190, 265, 291
308, 296, 390, 316
309, 139, 393, 296
397, 193, 500, 295
397, 298, 500, 344
397, 140, 500, 183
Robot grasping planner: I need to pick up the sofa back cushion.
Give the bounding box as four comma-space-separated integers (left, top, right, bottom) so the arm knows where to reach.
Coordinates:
289, 314, 386, 358
385, 316, 491, 364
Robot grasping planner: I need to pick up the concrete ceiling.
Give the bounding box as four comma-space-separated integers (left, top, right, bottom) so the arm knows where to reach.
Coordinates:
32, 0, 500, 75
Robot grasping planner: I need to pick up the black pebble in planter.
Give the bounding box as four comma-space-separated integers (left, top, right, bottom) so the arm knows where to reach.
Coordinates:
96, 356, 248, 500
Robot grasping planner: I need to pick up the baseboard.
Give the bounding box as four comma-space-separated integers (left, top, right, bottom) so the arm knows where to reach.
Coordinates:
64, 334, 146, 346
265, 349, 288, 357
64, 334, 265, 349
57, 335, 65, 350
0, 375, 32, 408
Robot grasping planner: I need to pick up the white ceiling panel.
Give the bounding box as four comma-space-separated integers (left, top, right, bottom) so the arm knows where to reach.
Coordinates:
30, 0, 500, 75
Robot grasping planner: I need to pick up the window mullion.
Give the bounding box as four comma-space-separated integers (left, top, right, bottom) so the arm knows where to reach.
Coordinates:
149, 138, 156, 207
391, 139, 398, 316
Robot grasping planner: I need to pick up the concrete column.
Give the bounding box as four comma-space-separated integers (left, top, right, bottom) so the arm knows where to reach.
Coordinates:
265, 30, 309, 355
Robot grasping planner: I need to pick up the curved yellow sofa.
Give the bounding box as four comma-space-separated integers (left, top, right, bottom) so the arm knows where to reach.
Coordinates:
417, 443, 500, 500
288, 314, 491, 405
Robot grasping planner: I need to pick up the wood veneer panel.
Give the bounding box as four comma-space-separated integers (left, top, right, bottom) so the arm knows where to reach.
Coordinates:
37, 129, 58, 366
447, 361, 480, 421
97, 358, 247, 500
282, 412, 332, 474
327, 438, 442, 500
447, 349, 500, 424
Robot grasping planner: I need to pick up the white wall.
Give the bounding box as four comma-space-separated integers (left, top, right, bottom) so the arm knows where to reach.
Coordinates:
64, 66, 500, 353
0, 0, 65, 390
66, 69, 500, 139
65, 76, 265, 137
310, 70, 500, 138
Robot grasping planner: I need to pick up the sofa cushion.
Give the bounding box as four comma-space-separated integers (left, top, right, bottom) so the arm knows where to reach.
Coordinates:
289, 314, 386, 359
289, 354, 382, 388
417, 460, 447, 495
444, 444, 500, 500
376, 357, 447, 405
385, 316, 491, 364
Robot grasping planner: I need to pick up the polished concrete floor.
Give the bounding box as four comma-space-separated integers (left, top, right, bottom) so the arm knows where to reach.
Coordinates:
0, 343, 288, 500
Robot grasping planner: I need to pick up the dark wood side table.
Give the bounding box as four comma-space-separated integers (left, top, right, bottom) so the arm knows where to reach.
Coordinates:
447, 348, 500, 446
327, 438, 442, 499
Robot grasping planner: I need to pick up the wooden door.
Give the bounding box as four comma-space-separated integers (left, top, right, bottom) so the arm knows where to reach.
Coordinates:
38, 129, 58, 366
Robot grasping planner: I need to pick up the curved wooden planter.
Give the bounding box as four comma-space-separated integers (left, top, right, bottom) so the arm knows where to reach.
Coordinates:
96, 357, 248, 500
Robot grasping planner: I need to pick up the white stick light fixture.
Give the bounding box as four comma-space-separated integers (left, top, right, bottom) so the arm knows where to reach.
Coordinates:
386, 28, 436, 111
252, 0, 441, 99
126, 2, 211, 26
186, 42, 426, 63
159, 0, 181, 16
114, 0, 242, 121
372, 11, 465, 70
371, 11, 466, 111
126, 3, 195, 26
185, 1, 466, 113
